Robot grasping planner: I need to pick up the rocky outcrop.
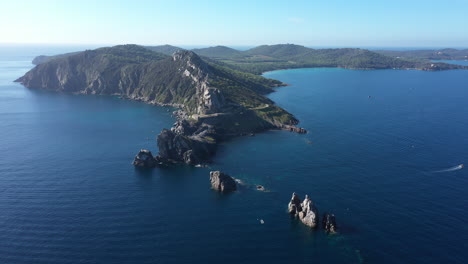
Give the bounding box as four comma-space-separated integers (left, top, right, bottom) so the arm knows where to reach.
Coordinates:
155, 119, 217, 165
298, 195, 319, 228
287, 193, 319, 228
322, 213, 337, 234
288, 192, 302, 214
132, 149, 158, 167
210, 171, 237, 192
283, 125, 307, 134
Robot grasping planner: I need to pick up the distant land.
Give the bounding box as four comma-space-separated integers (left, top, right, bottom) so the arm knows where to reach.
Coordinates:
374, 48, 468, 61
17, 44, 468, 166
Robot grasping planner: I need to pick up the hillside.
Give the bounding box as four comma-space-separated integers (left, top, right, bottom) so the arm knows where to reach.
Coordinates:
374, 48, 468, 61
145, 44, 184, 55
187, 44, 467, 74
192, 46, 243, 58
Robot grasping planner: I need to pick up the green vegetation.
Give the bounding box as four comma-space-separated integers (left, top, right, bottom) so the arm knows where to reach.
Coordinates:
145, 44, 183, 55
187, 44, 467, 74
375, 48, 468, 61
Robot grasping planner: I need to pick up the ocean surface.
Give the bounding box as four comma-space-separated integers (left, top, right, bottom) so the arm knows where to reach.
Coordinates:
0, 47, 467, 264
433, 60, 468, 66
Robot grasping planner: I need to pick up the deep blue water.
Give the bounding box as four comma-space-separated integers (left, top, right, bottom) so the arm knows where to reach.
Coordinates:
1, 47, 467, 264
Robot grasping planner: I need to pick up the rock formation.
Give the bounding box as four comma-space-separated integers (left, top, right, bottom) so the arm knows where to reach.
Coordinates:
132, 149, 158, 167
155, 120, 217, 165
287, 193, 319, 228
298, 195, 319, 228
288, 192, 302, 214
209, 171, 237, 192
322, 213, 337, 234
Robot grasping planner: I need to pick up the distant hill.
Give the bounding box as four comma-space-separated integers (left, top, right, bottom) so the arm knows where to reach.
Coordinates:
31, 44, 467, 74
207, 44, 467, 74
192, 46, 243, 58
145, 44, 184, 55
32, 51, 81, 65
374, 48, 468, 61
32, 45, 185, 65
245, 44, 311, 58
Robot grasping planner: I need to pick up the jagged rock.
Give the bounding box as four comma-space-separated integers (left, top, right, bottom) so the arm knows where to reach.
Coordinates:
284, 125, 307, 134
132, 149, 158, 167
288, 192, 302, 214
287, 193, 319, 228
156, 127, 217, 165
322, 213, 337, 233
299, 195, 319, 228
210, 171, 237, 192
199, 88, 226, 114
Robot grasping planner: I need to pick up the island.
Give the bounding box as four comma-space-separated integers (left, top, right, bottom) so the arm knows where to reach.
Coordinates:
16, 44, 468, 166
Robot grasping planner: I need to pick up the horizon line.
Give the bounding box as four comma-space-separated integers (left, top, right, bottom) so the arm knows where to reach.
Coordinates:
0, 42, 467, 50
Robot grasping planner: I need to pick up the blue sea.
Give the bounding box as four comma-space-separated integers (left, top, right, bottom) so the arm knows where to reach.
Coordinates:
0, 47, 467, 264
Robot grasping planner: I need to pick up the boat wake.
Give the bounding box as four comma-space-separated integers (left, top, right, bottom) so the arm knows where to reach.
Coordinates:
433, 164, 464, 173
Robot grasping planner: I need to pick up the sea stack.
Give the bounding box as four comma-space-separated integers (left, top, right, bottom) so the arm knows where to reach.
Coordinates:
288, 192, 302, 214
210, 171, 237, 192
322, 213, 337, 234
287, 193, 319, 228
132, 149, 158, 167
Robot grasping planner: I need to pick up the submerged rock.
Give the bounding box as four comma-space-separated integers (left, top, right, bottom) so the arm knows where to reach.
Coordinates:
132, 149, 158, 167
322, 213, 337, 233
210, 171, 237, 192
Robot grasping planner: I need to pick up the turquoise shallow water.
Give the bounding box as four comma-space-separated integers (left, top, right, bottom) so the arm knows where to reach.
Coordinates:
0, 47, 467, 263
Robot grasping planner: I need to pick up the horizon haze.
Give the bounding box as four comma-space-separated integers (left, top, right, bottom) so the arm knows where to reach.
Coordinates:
1, 0, 468, 48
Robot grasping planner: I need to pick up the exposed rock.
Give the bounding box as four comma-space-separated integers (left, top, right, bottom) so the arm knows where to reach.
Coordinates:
256, 185, 265, 191
132, 149, 158, 167
288, 192, 302, 214
283, 125, 307, 134
322, 213, 338, 234
298, 195, 319, 228
287, 193, 319, 228
210, 171, 237, 192
156, 123, 217, 165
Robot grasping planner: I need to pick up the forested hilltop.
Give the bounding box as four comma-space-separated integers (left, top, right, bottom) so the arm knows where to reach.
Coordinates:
374, 48, 468, 61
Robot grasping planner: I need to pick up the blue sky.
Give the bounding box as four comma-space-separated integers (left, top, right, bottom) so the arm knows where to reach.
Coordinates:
1, 0, 467, 47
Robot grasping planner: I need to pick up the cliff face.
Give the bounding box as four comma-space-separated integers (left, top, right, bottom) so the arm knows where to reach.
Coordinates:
17, 47, 216, 115
17, 45, 305, 165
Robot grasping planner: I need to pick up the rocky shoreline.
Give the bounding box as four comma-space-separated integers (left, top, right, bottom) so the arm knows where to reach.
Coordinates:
132, 108, 307, 167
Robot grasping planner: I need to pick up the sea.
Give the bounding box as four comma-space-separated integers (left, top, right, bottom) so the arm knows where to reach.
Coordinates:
0, 46, 467, 264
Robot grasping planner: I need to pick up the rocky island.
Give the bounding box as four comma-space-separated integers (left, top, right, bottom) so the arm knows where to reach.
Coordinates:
16, 44, 468, 166
288, 192, 337, 233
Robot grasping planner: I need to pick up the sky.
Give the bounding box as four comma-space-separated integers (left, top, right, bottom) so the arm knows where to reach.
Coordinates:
1, 0, 468, 48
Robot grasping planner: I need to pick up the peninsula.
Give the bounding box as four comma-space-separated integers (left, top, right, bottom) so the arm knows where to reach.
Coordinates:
16, 44, 468, 166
